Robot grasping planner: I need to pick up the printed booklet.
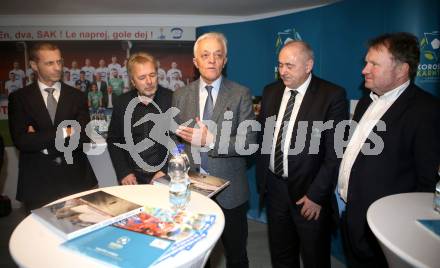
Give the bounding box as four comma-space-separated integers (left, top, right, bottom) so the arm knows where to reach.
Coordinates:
32, 190, 144, 240
153, 171, 230, 198
62, 206, 216, 267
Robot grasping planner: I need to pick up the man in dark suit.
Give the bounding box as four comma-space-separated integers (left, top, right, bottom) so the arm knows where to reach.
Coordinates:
173, 32, 256, 268
102, 85, 114, 109
94, 72, 107, 95
338, 32, 440, 267
257, 40, 348, 268
8, 42, 97, 211
107, 52, 172, 185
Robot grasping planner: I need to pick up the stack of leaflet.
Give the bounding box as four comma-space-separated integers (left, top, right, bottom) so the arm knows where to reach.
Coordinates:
62, 206, 216, 267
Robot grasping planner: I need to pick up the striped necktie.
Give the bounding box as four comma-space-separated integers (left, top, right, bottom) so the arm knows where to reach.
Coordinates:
274, 90, 298, 176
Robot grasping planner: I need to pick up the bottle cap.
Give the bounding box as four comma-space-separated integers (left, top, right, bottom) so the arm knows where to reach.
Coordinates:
177, 143, 185, 154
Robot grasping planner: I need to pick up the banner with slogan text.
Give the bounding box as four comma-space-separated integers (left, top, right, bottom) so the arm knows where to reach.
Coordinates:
0, 26, 195, 42
0, 26, 196, 146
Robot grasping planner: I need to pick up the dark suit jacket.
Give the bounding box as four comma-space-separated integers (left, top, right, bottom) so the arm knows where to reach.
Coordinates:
97, 80, 107, 94
107, 86, 173, 183
257, 75, 348, 207
172, 78, 257, 209
102, 92, 114, 108
344, 83, 440, 258
8, 82, 97, 209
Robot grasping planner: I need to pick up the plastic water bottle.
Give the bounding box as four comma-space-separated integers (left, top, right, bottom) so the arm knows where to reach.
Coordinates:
177, 143, 190, 173
177, 143, 191, 201
434, 180, 440, 213
168, 146, 190, 210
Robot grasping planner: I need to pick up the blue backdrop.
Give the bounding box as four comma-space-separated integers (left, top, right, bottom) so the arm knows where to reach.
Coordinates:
196, 0, 439, 262
197, 0, 439, 220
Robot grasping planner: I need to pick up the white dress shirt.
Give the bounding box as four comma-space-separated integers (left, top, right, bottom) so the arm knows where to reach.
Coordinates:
38, 80, 61, 104
270, 74, 312, 177
198, 77, 222, 120
338, 80, 410, 202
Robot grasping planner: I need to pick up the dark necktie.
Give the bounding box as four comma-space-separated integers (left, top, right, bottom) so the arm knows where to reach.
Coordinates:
201, 85, 214, 172
274, 90, 298, 177
45, 88, 57, 123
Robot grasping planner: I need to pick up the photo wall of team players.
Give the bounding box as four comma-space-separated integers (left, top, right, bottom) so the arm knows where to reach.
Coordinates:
0, 40, 195, 145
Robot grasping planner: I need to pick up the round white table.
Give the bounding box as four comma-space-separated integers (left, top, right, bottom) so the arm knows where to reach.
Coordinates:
367, 192, 440, 268
9, 184, 225, 268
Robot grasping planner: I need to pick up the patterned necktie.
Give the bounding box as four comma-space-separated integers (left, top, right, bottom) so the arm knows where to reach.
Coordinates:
44, 88, 57, 123
201, 85, 214, 172
274, 90, 298, 176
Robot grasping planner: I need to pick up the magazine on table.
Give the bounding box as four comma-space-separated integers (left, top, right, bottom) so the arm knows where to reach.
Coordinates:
153, 171, 230, 198
114, 206, 217, 265
62, 225, 174, 268
62, 205, 215, 267
32, 190, 144, 240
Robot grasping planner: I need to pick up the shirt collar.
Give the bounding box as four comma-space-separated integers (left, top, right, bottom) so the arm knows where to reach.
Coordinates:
199, 76, 222, 92
38, 80, 61, 93
284, 73, 311, 96
369, 80, 410, 102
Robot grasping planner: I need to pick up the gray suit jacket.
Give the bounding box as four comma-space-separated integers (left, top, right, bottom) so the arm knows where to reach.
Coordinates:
172, 78, 256, 209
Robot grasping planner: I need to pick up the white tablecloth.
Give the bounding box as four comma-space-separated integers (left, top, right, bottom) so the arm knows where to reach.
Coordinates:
9, 184, 225, 268
367, 192, 440, 268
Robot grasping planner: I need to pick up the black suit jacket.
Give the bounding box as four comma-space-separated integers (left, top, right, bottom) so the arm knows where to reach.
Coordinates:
344, 83, 440, 257
107, 86, 173, 183
97, 81, 107, 94
8, 82, 97, 209
257, 75, 348, 207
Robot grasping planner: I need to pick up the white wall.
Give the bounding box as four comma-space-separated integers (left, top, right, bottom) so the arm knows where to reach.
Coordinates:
0, 5, 325, 27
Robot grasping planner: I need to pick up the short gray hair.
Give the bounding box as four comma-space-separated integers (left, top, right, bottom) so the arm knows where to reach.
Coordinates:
282, 40, 315, 61
193, 32, 228, 57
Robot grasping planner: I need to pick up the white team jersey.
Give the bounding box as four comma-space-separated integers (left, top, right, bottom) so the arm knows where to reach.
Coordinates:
10, 69, 25, 88
166, 68, 182, 80
120, 66, 129, 87
70, 68, 81, 84
5, 80, 21, 94
95, 67, 109, 82
81, 66, 96, 83
107, 63, 121, 76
